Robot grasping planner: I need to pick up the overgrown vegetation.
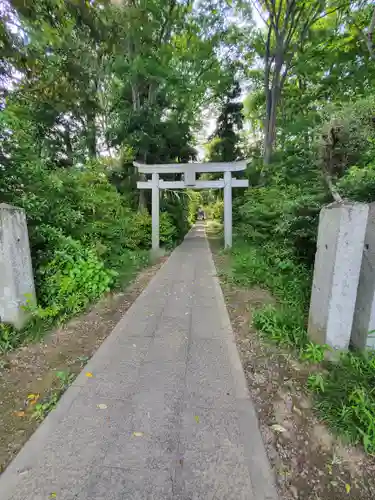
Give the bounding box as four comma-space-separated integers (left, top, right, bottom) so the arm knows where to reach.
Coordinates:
1, 0, 238, 351
202, 0, 375, 455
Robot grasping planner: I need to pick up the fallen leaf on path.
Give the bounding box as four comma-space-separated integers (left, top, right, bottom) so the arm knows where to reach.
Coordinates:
14, 411, 25, 417
85, 372, 93, 378
194, 415, 200, 423
271, 424, 287, 433
97, 404, 107, 410
50, 494, 57, 499
132, 431, 144, 437
345, 484, 351, 494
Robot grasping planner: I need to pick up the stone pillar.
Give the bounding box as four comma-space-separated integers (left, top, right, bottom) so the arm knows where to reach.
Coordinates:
308, 202, 368, 350
151, 173, 160, 251
0, 204, 36, 328
351, 202, 375, 350
224, 170, 232, 248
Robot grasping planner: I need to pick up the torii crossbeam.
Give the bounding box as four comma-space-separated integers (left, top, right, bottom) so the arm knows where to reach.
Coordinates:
135, 161, 249, 250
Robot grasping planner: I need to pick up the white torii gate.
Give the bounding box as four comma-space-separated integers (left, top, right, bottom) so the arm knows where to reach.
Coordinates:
135, 161, 249, 250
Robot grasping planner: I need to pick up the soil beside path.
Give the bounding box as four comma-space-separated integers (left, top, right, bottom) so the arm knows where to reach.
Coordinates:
208, 230, 375, 500
0, 257, 166, 473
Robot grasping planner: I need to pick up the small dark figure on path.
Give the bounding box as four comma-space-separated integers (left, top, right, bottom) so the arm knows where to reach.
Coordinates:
197, 207, 205, 220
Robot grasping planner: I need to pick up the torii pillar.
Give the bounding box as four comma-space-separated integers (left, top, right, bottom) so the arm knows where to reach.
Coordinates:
135, 161, 249, 250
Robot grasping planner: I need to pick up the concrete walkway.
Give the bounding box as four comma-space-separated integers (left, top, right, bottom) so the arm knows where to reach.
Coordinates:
0, 224, 278, 500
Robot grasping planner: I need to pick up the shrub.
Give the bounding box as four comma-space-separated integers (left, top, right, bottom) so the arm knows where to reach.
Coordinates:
317, 96, 375, 180
37, 235, 116, 319
337, 162, 375, 202
234, 180, 326, 266
204, 199, 223, 220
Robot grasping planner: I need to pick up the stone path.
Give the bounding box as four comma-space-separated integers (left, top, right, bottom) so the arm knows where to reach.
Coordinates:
0, 224, 278, 500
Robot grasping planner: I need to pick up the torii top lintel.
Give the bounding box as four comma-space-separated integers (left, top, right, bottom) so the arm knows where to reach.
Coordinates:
133, 160, 247, 174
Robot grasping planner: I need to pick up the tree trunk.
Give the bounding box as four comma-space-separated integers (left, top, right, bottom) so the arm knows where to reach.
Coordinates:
86, 110, 97, 159
130, 83, 147, 212
264, 57, 282, 165
138, 151, 148, 212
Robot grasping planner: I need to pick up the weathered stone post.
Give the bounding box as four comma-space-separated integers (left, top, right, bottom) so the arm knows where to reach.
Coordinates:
308, 202, 368, 350
0, 204, 36, 328
351, 203, 375, 350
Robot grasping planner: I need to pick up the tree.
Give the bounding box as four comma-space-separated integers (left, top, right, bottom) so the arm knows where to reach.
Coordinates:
247, 0, 350, 164
206, 79, 244, 161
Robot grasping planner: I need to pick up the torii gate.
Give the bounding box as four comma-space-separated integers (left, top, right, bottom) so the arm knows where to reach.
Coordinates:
135, 161, 249, 250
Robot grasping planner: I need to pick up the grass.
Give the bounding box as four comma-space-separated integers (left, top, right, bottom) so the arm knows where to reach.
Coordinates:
311, 352, 375, 454
219, 236, 375, 454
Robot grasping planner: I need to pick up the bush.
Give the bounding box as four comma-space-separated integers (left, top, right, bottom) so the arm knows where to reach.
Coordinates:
37, 235, 116, 319
338, 162, 375, 202
187, 190, 202, 225
234, 183, 325, 266
317, 96, 375, 179
129, 211, 178, 250
204, 199, 223, 220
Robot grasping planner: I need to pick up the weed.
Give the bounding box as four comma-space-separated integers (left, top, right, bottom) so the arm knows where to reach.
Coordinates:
253, 305, 307, 349
313, 352, 375, 453
308, 373, 326, 393
32, 370, 75, 421
77, 355, 89, 367
300, 342, 330, 363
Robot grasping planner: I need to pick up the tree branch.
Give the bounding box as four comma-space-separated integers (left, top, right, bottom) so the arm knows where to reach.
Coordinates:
250, 0, 268, 26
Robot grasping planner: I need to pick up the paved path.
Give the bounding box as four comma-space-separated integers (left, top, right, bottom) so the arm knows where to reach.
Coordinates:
0, 224, 278, 500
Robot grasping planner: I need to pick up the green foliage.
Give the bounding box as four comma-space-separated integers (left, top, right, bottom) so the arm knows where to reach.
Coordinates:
300, 342, 330, 364
317, 96, 375, 181
37, 235, 116, 320
205, 78, 244, 162
253, 305, 308, 349
225, 235, 375, 454
204, 199, 223, 220
234, 176, 326, 266
1, 0, 241, 351
186, 190, 202, 226
227, 243, 311, 305
311, 353, 375, 454
32, 370, 75, 421
226, 0, 375, 458
338, 163, 375, 202
0, 324, 23, 353
307, 373, 326, 393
